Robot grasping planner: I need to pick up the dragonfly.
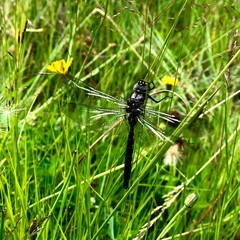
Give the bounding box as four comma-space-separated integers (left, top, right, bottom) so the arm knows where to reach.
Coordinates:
58, 75, 180, 188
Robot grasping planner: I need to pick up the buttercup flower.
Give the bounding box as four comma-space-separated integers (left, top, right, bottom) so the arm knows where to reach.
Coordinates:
161, 75, 178, 87
47, 57, 73, 75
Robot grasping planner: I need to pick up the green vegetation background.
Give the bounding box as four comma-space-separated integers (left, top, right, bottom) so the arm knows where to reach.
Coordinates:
0, 0, 239, 239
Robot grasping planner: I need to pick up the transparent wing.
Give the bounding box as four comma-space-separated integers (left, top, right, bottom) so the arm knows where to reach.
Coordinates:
58, 74, 127, 128
138, 116, 174, 143
143, 91, 210, 140
145, 90, 183, 126
145, 108, 180, 124
139, 92, 182, 141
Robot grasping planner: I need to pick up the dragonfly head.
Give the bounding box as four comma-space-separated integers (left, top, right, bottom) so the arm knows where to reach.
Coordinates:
133, 80, 150, 94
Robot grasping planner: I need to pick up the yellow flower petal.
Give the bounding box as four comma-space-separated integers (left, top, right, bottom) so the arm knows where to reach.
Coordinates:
161, 75, 178, 86
47, 57, 73, 75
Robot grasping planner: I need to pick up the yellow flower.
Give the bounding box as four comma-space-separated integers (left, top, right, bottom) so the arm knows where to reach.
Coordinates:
161, 75, 178, 87
47, 57, 73, 75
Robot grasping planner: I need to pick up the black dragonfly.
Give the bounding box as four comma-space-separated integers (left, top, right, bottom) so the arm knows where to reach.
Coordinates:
58, 75, 180, 188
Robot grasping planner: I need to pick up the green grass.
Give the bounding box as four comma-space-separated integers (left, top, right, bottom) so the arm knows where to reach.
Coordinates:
1, 0, 240, 239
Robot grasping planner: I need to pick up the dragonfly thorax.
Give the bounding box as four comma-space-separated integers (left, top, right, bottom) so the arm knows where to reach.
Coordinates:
126, 99, 145, 113
126, 99, 146, 127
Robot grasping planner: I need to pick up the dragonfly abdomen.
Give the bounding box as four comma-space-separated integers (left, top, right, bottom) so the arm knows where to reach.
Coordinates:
124, 126, 135, 189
